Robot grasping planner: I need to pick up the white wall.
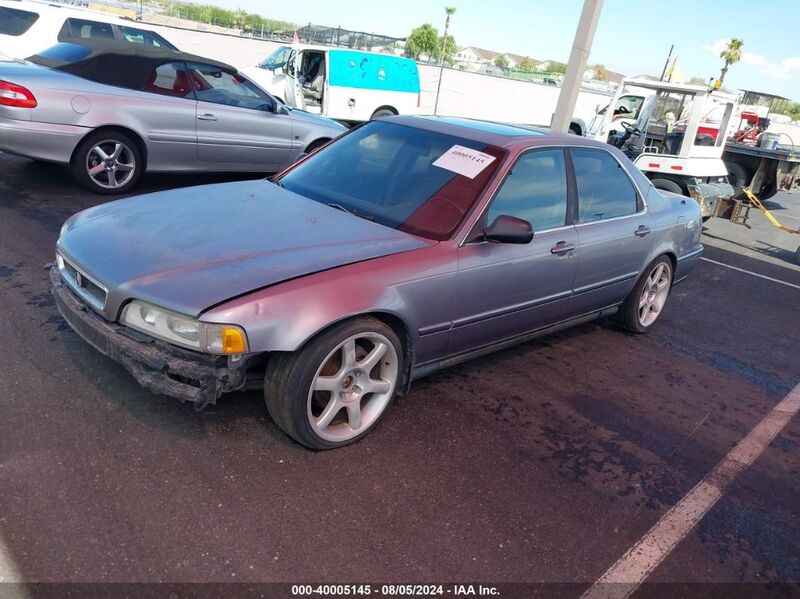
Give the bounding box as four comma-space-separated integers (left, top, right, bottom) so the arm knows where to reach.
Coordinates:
418, 65, 611, 126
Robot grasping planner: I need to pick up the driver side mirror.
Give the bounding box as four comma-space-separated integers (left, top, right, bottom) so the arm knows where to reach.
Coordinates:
483, 215, 533, 244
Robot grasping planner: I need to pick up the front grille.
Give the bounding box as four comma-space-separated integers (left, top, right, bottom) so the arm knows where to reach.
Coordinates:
58, 254, 108, 311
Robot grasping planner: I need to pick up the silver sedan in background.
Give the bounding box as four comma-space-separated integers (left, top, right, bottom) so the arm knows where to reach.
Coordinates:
0, 40, 346, 193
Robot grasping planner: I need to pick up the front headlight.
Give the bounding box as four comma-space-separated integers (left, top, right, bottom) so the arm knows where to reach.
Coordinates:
121, 300, 247, 355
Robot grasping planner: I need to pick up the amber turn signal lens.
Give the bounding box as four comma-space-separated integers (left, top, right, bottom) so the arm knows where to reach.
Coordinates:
222, 327, 246, 354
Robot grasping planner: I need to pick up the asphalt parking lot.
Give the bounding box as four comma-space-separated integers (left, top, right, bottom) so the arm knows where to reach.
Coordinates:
0, 153, 799, 594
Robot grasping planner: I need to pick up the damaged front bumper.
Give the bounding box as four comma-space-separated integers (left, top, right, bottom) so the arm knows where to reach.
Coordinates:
50, 266, 245, 405
687, 181, 735, 219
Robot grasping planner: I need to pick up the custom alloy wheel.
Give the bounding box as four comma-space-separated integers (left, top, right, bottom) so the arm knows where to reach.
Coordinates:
307, 332, 399, 443
264, 318, 403, 449
616, 256, 673, 334
86, 140, 136, 191
637, 261, 672, 327
71, 130, 143, 195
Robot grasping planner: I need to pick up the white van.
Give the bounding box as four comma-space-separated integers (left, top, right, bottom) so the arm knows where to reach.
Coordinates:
243, 45, 421, 122
0, 0, 177, 59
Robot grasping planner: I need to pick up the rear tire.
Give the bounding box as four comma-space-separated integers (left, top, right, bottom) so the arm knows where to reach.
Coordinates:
71, 130, 142, 195
795, 246, 800, 266
371, 108, 396, 119
650, 178, 683, 195
616, 256, 673, 334
727, 162, 751, 197
264, 317, 404, 450
304, 138, 330, 154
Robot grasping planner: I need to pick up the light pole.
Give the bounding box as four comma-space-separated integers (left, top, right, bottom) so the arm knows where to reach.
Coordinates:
551, 0, 604, 133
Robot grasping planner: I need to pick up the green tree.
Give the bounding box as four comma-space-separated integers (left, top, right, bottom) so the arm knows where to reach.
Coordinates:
494, 54, 509, 70
548, 61, 567, 74
772, 101, 800, 121
519, 56, 536, 72
688, 75, 707, 85
439, 7, 456, 66
405, 23, 440, 61
719, 38, 744, 86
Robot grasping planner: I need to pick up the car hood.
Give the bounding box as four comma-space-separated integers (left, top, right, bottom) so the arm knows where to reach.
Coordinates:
58, 179, 432, 318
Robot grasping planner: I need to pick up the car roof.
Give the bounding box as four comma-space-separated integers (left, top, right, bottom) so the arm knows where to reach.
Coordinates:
30, 39, 235, 73
2, 0, 158, 29
386, 115, 596, 150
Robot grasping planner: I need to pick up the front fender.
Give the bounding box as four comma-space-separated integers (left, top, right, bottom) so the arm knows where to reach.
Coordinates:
200, 243, 457, 365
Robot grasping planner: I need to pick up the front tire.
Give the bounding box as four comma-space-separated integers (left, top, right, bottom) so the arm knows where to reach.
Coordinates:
264, 317, 403, 449
71, 130, 142, 195
616, 256, 673, 333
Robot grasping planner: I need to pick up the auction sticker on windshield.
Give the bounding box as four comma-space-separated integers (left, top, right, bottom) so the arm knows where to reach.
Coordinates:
433, 145, 496, 179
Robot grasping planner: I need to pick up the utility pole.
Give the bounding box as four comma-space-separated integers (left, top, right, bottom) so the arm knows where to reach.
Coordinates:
551, 0, 604, 133
659, 44, 674, 81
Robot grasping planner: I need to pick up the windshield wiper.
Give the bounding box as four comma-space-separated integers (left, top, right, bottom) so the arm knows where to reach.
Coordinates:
327, 203, 374, 221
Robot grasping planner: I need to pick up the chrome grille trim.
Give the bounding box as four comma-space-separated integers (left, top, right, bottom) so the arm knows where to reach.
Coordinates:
56, 253, 108, 312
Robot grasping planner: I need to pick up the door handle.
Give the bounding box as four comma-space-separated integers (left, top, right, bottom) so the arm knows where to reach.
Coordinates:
634, 225, 651, 237
550, 241, 576, 255
197, 113, 217, 121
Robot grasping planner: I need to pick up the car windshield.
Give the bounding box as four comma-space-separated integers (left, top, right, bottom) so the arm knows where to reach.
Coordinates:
277, 121, 505, 240
260, 46, 291, 69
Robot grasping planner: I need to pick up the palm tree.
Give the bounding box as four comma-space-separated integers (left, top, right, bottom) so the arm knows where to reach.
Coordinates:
718, 38, 744, 86
439, 7, 456, 66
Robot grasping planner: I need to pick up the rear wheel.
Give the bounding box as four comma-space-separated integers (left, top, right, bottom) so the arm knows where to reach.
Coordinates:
616, 256, 673, 333
650, 178, 683, 195
264, 317, 403, 449
71, 130, 142, 195
371, 108, 396, 119
304, 138, 330, 154
795, 246, 800, 266
726, 162, 751, 196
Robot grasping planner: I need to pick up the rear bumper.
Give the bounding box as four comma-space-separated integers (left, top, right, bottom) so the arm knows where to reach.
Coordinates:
0, 117, 87, 164
674, 246, 703, 284
50, 266, 231, 405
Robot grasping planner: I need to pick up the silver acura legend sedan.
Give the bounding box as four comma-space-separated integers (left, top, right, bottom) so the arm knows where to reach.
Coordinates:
0, 40, 345, 194
51, 116, 703, 449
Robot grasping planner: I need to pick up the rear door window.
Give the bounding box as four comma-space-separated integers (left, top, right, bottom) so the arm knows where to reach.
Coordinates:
140, 62, 194, 99
571, 149, 639, 223
0, 7, 40, 36
58, 18, 115, 41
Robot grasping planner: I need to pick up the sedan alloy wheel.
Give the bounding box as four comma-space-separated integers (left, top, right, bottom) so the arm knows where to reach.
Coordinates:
307, 332, 399, 443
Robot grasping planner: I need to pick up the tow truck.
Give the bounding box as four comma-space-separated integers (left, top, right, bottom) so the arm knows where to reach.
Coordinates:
589, 78, 736, 220
589, 82, 800, 204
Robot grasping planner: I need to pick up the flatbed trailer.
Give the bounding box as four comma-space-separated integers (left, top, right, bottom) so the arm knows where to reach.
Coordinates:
723, 141, 800, 199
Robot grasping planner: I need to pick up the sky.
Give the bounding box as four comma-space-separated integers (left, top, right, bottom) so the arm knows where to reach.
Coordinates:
206, 0, 800, 100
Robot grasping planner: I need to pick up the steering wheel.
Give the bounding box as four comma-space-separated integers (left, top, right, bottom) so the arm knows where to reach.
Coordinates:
621, 121, 641, 135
